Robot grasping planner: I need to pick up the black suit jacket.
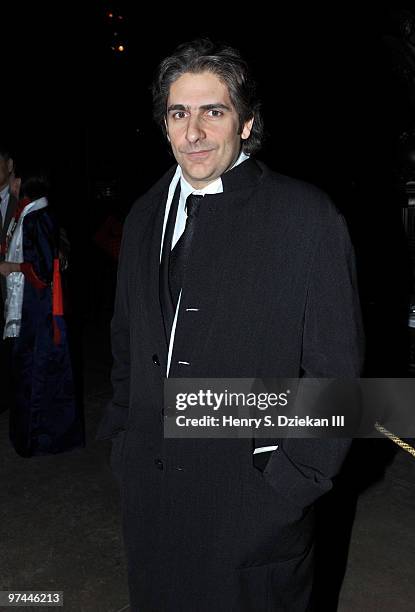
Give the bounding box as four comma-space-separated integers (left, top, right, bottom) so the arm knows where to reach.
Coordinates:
0, 192, 17, 308
98, 158, 364, 611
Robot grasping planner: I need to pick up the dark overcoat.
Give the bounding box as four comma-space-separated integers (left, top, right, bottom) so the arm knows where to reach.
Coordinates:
1, 193, 17, 412
98, 159, 364, 611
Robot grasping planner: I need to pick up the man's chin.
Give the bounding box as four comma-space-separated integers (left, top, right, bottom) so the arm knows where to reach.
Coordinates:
182, 166, 219, 188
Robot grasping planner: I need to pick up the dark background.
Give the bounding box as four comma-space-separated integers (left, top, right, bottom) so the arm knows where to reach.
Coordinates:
7, 5, 415, 192
5, 3, 415, 374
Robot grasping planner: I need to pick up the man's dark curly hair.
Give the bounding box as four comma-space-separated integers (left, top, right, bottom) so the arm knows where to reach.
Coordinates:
152, 38, 264, 155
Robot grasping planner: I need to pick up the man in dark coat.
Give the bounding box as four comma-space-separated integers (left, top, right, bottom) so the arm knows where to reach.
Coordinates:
97, 38, 364, 611
0, 144, 17, 413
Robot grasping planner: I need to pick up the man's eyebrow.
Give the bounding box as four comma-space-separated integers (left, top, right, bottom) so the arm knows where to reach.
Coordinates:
167, 104, 187, 112
167, 103, 231, 112
199, 103, 231, 111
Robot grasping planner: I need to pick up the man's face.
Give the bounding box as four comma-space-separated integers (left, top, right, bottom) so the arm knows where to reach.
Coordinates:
0, 156, 13, 191
165, 71, 253, 189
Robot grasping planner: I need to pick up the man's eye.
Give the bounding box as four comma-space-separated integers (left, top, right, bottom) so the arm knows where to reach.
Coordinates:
207, 109, 223, 117
173, 111, 187, 119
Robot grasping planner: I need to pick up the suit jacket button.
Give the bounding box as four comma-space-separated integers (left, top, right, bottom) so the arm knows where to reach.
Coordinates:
155, 458, 164, 470
152, 353, 160, 366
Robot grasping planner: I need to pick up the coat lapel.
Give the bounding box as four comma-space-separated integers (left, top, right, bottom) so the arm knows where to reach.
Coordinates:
1, 193, 17, 245
139, 185, 173, 374
1, 194, 17, 300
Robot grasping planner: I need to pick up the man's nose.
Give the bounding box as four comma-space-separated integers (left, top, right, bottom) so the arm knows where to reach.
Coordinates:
185, 116, 205, 143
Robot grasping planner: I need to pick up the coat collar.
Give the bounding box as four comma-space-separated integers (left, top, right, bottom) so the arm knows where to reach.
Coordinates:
221, 156, 264, 192
150, 156, 264, 200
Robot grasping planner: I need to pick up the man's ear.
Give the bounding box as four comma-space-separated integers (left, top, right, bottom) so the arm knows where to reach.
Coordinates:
7, 158, 13, 174
241, 117, 254, 140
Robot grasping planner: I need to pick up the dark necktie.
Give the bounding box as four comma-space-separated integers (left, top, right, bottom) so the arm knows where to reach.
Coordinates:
169, 193, 203, 308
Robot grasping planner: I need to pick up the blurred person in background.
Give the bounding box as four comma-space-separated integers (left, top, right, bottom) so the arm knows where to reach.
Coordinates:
0, 163, 84, 456
0, 143, 17, 413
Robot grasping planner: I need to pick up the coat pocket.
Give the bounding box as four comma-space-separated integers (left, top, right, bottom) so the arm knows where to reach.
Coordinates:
235, 542, 314, 612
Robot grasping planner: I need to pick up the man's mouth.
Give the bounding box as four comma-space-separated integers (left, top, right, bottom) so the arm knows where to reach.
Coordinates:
183, 149, 214, 159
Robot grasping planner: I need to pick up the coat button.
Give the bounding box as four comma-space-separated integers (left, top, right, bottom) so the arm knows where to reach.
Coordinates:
152, 353, 160, 366
155, 458, 164, 470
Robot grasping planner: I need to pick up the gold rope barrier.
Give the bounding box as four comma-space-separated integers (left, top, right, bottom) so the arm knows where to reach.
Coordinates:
374, 422, 415, 458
